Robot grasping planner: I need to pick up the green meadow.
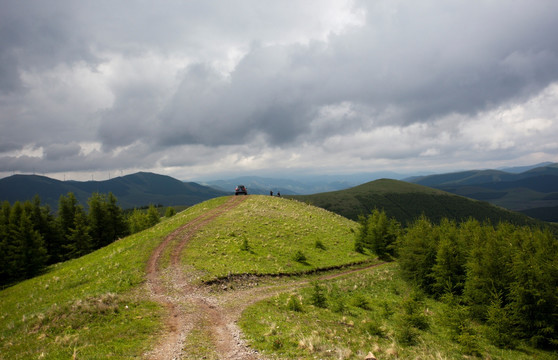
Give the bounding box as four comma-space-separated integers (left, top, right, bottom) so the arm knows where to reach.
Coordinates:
0, 197, 229, 359
1, 195, 556, 359
239, 263, 557, 360
183, 195, 369, 282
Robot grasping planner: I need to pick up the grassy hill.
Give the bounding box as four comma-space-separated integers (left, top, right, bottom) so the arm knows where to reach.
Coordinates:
1, 195, 556, 359
0, 172, 226, 210
0, 196, 367, 359
291, 178, 545, 227
239, 262, 556, 360
184, 196, 368, 282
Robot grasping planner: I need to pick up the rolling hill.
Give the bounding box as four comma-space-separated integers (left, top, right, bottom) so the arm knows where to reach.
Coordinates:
0, 172, 227, 210
291, 178, 546, 227
2, 195, 556, 359
407, 163, 558, 222
0, 195, 369, 359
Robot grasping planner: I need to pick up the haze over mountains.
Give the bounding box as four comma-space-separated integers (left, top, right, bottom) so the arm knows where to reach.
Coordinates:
407, 162, 558, 222
1, 162, 557, 222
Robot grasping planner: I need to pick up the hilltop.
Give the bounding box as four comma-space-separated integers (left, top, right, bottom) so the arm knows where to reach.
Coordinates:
292, 178, 544, 227
0, 172, 226, 210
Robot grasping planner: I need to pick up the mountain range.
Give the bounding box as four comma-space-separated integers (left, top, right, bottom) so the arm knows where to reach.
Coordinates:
199, 171, 411, 195
407, 162, 558, 222
1, 162, 557, 223
0, 172, 226, 211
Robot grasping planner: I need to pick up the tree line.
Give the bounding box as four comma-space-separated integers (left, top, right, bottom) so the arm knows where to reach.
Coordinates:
356, 209, 558, 350
0, 193, 173, 287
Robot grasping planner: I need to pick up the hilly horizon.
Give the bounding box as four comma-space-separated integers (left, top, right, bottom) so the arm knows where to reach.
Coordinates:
2, 162, 557, 223
0, 172, 227, 211
407, 163, 558, 222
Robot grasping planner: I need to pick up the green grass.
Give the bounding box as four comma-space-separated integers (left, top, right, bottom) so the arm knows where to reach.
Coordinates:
183, 196, 369, 282
239, 263, 557, 360
0, 197, 230, 360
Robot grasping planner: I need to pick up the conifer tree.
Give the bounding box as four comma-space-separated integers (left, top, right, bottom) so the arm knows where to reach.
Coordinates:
18, 210, 47, 277
355, 209, 400, 259
57, 192, 79, 261
88, 192, 107, 249
104, 193, 128, 243
6, 201, 25, 282
508, 227, 558, 348
0, 201, 12, 284
463, 222, 514, 319
398, 215, 438, 293
88, 192, 128, 248
147, 204, 161, 227
65, 206, 93, 259
431, 219, 466, 296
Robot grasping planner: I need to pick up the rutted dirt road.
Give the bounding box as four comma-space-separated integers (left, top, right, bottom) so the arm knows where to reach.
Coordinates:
144, 196, 384, 359
145, 195, 255, 360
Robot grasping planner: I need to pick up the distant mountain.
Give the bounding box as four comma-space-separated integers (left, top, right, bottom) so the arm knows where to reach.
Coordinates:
499, 162, 554, 174
291, 178, 544, 227
0, 172, 227, 211
203, 176, 307, 195
407, 163, 558, 222
201, 171, 413, 195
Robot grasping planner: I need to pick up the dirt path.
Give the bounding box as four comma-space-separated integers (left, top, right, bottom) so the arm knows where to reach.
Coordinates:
144, 196, 384, 359
145, 195, 253, 360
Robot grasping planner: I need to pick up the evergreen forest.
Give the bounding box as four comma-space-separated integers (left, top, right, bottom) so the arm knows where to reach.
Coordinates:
0, 193, 166, 287
356, 209, 558, 350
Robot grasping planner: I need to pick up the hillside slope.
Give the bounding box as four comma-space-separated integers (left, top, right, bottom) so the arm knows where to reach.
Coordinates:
292, 178, 543, 226
0, 195, 367, 359
0, 172, 226, 210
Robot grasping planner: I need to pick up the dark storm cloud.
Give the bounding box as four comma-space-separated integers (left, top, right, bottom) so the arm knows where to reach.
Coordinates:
1, 0, 558, 178
44, 143, 81, 161
156, 1, 558, 150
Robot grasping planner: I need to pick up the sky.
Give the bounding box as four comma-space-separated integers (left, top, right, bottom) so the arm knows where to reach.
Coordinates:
1, 0, 558, 182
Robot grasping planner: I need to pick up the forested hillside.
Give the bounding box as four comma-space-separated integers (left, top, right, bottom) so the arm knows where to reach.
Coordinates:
0, 193, 167, 287
292, 179, 545, 227
408, 163, 558, 222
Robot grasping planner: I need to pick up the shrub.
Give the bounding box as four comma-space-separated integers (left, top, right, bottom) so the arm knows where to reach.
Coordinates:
165, 207, 176, 217
314, 239, 326, 250
352, 294, 371, 310
272, 337, 283, 350
287, 295, 303, 312
364, 320, 385, 337
293, 250, 307, 263
399, 292, 429, 331
331, 298, 347, 314
396, 324, 420, 346
240, 237, 250, 252
310, 282, 327, 308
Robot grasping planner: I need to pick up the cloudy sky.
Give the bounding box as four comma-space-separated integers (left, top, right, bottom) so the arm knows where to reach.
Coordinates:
1, 0, 558, 181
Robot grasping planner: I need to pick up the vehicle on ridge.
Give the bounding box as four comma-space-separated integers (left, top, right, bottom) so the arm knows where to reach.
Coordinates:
235, 185, 247, 195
